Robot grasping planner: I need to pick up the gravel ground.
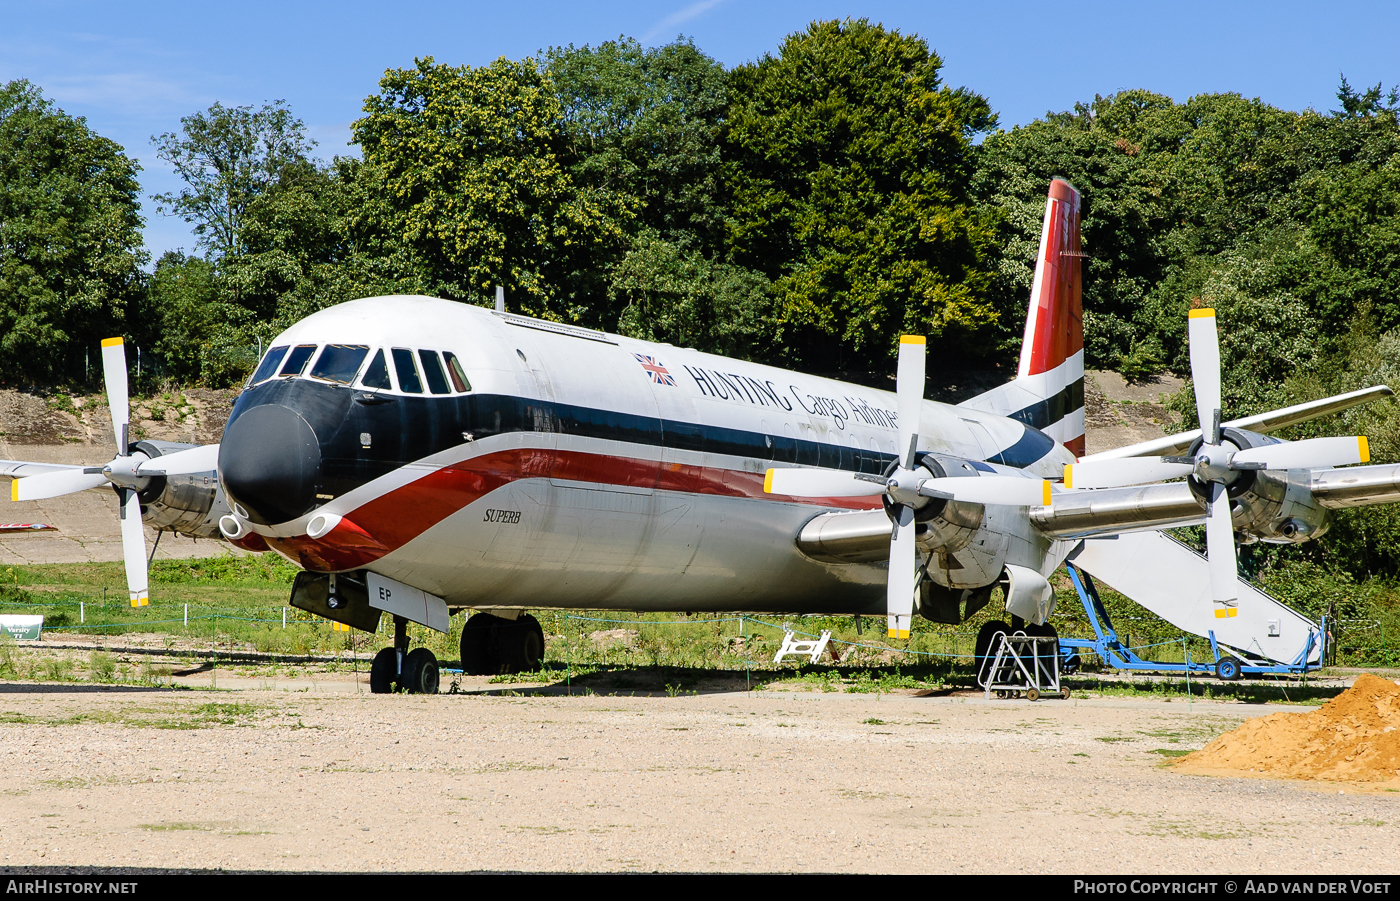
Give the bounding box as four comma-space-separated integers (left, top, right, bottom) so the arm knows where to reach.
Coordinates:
1, 677, 1397, 874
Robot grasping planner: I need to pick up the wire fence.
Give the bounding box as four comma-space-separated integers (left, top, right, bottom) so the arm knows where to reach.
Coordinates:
3, 597, 1395, 678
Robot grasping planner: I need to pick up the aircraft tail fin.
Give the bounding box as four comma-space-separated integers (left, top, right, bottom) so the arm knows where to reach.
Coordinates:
959, 178, 1085, 457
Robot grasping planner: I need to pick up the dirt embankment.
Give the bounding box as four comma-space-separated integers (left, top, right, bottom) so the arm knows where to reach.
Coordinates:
0, 387, 241, 565
0, 387, 238, 449
1175, 673, 1400, 788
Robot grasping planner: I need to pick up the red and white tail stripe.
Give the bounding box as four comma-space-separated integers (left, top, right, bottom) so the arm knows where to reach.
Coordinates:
961, 179, 1085, 456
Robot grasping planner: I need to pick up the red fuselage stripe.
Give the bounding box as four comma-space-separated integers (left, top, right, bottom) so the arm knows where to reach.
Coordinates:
267, 449, 880, 572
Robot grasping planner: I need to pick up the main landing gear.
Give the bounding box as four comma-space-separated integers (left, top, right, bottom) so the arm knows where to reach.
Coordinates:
370, 614, 440, 694
460, 612, 545, 676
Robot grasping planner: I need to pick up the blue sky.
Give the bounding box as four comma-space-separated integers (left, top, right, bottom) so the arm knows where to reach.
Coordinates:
3, 0, 1397, 261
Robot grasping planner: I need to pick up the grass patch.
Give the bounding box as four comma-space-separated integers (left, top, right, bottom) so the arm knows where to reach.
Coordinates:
0, 554, 1377, 700
140, 822, 217, 832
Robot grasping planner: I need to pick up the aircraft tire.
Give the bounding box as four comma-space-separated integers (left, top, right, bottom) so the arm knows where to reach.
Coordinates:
461, 613, 500, 676
1024, 622, 1060, 678
403, 648, 440, 694
494, 614, 545, 674
370, 648, 397, 694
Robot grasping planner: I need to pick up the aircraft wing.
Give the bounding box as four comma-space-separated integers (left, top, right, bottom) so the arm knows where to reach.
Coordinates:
1079, 385, 1393, 462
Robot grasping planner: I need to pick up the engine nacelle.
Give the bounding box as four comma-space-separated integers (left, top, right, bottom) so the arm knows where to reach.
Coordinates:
134, 440, 230, 539
1186, 428, 1333, 544
895, 453, 1011, 591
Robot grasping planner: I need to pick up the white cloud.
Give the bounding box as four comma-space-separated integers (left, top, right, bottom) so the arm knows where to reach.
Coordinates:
41, 72, 206, 117
641, 0, 726, 43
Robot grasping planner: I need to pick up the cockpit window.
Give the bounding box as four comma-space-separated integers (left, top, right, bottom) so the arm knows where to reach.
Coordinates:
310, 344, 370, 385
443, 352, 470, 392
359, 349, 391, 390
419, 349, 452, 395
391, 348, 422, 394
250, 346, 289, 385
279, 344, 317, 377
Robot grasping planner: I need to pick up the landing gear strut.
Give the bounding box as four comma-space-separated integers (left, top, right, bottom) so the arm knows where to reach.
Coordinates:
369, 615, 439, 694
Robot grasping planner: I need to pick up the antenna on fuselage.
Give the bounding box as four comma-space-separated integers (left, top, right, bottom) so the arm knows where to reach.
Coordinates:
495, 286, 505, 313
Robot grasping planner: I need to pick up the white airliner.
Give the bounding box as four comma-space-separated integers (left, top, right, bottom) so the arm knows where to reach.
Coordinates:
5, 180, 1397, 693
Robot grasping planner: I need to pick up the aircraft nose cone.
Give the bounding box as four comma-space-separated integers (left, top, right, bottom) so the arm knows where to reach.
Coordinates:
220, 404, 322, 526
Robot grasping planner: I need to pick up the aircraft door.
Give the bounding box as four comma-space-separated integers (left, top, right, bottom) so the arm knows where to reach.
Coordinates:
505, 334, 559, 484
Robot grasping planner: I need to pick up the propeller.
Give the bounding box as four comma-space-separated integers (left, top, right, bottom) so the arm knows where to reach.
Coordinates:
1065, 309, 1370, 612
765, 335, 1055, 639
8, 338, 220, 607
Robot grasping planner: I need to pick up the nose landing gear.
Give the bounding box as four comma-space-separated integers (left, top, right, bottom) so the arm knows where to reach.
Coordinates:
369, 614, 440, 694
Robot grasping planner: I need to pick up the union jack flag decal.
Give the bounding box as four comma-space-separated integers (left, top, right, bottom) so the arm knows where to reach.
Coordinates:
634, 353, 676, 386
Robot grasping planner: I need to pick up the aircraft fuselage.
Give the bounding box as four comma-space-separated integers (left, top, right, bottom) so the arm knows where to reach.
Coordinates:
218, 296, 1072, 615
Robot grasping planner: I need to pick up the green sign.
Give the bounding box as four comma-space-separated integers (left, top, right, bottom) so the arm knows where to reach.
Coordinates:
0, 615, 43, 641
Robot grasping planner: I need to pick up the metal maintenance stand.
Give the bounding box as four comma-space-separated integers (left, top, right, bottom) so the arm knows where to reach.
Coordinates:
981, 633, 1069, 701
773, 629, 833, 664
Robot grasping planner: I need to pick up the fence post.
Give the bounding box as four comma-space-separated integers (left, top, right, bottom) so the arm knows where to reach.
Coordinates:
1184, 638, 1192, 711
184, 604, 188, 628
743, 616, 750, 692
80, 601, 84, 624
283, 607, 287, 629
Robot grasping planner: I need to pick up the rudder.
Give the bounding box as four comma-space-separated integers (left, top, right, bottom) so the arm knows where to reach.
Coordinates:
960, 179, 1085, 457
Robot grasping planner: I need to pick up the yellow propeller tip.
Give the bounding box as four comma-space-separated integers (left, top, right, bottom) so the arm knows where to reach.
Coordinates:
100, 337, 124, 348
1359, 436, 1370, 463
1188, 308, 1216, 319
10, 481, 17, 502
1042, 481, 1052, 506
763, 469, 774, 494
899, 335, 926, 345
1063, 465, 1074, 490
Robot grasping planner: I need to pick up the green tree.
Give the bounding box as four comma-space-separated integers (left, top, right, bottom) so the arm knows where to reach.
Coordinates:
151, 100, 315, 259
611, 234, 771, 358
724, 19, 999, 372
0, 80, 146, 383
353, 56, 630, 322
143, 251, 230, 383
545, 37, 729, 255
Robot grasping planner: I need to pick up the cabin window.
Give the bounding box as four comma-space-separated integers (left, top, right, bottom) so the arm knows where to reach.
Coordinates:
443, 352, 471, 392
250, 346, 288, 385
391, 348, 423, 394
359, 349, 391, 390
310, 344, 370, 384
419, 349, 452, 395
279, 344, 317, 377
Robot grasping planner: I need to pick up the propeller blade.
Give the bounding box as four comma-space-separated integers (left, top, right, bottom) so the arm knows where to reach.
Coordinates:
1231, 436, 1369, 471
11, 469, 109, 501
896, 336, 926, 469
919, 476, 1054, 506
1187, 309, 1222, 443
100, 337, 131, 455
1064, 458, 1194, 490
1204, 484, 1238, 606
887, 504, 917, 639
117, 487, 149, 607
764, 468, 885, 498
136, 443, 220, 476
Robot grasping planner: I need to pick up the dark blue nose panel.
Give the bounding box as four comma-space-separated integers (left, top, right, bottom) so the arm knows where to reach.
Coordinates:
221, 404, 322, 525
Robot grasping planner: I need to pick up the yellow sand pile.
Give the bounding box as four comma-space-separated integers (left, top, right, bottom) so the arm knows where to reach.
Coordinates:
1174, 674, 1400, 786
